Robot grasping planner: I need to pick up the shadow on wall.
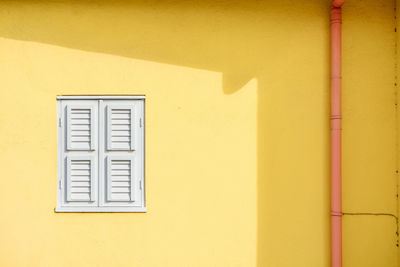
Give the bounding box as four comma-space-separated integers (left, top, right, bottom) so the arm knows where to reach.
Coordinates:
0, 0, 331, 266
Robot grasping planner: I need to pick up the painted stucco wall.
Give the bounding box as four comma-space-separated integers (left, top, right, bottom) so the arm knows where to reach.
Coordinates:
0, 0, 397, 266
343, 1, 398, 267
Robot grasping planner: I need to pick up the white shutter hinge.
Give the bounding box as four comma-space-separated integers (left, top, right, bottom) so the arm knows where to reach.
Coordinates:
58, 118, 61, 127
139, 118, 143, 128
59, 180, 62, 189
139, 180, 142, 190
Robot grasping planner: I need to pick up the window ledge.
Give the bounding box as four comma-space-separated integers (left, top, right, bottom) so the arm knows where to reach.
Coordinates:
55, 207, 147, 213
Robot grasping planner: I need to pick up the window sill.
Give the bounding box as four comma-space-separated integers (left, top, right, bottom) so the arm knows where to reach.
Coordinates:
55, 207, 147, 213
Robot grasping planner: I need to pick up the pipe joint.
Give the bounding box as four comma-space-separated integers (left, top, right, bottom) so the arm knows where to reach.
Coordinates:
330, 16, 342, 25
330, 115, 342, 120
330, 6, 342, 24
330, 18, 342, 25
331, 211, 343, 217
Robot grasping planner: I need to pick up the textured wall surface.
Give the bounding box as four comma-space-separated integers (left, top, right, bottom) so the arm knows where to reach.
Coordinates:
0, 0, 397, 266
343, 1, 398, 267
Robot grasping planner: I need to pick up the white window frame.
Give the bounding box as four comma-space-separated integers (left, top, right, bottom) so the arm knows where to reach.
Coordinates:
56, 95, 146, 212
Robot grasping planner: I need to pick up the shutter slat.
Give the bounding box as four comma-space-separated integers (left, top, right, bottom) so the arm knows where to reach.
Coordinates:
112, 114, 131, 119
71, 187, 91, 193
71, 173, 90, 177
70, 193, 91, 201
71, 113, 90, 119
112, 187, 131, 193
71, 125, 91, 130
111, 170, 130, 175
71, 122, 90, 125
71, 136, 91, 142
111, 125, 130, 131
71, 132, 90, 137
112, 181, 130, 187
109, 193, 131, 201
112, 143, 131, 149
111, 130, 131, 137
111, 164, 131, 170
112, 136, 131, 142
71, 177, 90, 182
111, 176, 130, 181
71, 110, 90, 114
111, 120, 131, 125
71, 181, 91, 187
71, 165, 90, 170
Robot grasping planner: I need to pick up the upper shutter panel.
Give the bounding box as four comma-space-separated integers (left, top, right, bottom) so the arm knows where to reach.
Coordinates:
67, 105, 96, 151
107, 105, 134, 151
66, 156, 95, 202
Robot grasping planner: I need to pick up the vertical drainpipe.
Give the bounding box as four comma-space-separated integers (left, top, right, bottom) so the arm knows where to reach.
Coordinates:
331, 0, 345, 267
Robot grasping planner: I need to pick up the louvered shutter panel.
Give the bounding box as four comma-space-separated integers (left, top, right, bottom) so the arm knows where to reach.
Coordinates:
107, 156, 135, 202
67, 105, 96, 151
107, 105, 134, 151
60, 100, 98, 207
66, 156, 95, 201
102, 100, 143, 207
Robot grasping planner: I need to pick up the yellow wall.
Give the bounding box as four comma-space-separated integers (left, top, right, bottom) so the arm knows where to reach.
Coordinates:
343, 1, 398, 267
0, 0, 397, 266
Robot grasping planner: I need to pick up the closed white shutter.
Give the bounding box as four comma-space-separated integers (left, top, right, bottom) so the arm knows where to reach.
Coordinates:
60, 100, 98, 207
57, 96, 145, 212
100, 100, 144, 207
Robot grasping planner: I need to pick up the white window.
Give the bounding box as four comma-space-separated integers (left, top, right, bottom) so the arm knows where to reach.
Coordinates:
56, 96, 145, 212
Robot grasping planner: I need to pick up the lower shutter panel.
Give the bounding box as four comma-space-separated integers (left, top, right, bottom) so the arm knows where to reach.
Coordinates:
107, 157, 135, 202
66, 156, 95, 202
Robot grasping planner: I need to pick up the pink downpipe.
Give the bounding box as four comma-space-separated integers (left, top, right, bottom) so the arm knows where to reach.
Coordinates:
331, 1, 345, 267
